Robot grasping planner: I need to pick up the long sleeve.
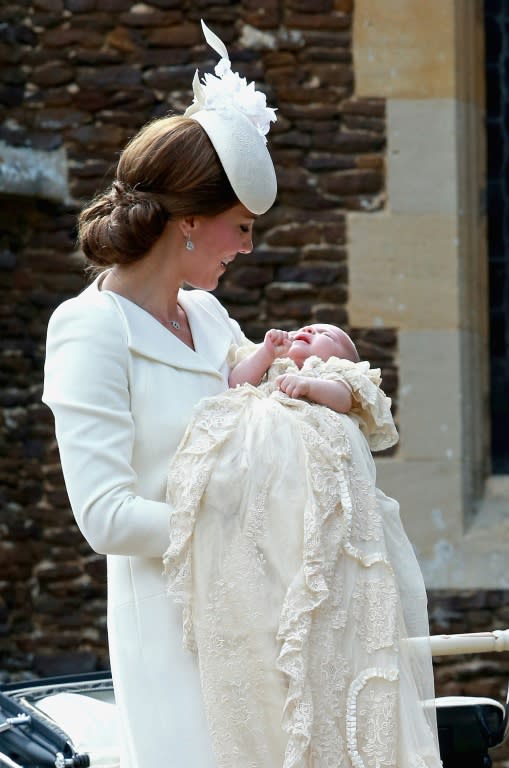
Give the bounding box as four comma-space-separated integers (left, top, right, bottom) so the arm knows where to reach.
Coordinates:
43, 295, 172, 558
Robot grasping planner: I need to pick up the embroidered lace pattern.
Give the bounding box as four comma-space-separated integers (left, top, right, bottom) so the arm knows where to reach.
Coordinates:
163, 357, 442, 768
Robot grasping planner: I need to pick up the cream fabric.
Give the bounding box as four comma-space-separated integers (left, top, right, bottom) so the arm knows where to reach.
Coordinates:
164, 357, 442, 768
43, 275, 248, 768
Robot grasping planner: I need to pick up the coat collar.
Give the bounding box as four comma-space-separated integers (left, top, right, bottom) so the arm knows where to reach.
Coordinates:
89, 276, 230, 379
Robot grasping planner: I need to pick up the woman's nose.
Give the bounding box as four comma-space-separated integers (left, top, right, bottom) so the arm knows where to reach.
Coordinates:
239, 235, 253, 254
239, 232, 253, 253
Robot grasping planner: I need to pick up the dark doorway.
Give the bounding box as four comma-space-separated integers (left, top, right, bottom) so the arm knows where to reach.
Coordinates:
485, 0, 509, 473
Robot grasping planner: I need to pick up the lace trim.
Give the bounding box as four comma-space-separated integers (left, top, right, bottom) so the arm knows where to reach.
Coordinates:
346, 667, 399, 768
164, 381, 441, 768
265, 355, 399, 451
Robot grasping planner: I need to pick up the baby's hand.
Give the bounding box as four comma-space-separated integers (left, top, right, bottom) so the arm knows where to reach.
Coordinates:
276, 373, 310, 400
264, 329, 292, 359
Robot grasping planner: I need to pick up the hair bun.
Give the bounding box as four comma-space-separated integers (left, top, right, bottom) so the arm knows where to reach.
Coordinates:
79, 180, 169, 267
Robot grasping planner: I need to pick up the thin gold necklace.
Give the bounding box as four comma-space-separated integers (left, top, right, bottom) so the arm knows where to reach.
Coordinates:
108, 270, 182, 331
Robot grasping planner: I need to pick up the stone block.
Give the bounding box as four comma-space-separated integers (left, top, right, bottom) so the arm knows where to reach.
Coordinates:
374, 457, 464, 560
34, 0, 64, 10
242, 247, 297, 267
278, 263, 345, 285
143, 64, 196, 90
105, 26, 137, 53
270, 300, 314, 318
265, 281, 314, 300
76, 65, 142, 90
144, 23, 202, 48
325, 168, 383, 195
144, 0, 182, 7
320, 284, 348, 304
64, 0, 96, 11
42, 25, 103, 48
286, 12, 350, 30
303, 153, 355, 171
348, 212, 460, 330
232, 265, 273, 289
289, 0, 334, 11
119, 6, 180, 27
0, 140, 69, 203
302, 244, 347, 262
272, 130, 312, 149
299, 29, 351, 48
397, 329, 463, 461
266, 222, 323, 247
353, 0, 455, 98
387, 99, 458, 216
313, 304, 348, 324
311, 130, 384, 154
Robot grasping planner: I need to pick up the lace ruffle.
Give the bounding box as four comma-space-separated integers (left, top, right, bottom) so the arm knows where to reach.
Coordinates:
163, 383, 441, 768
265, 355, 398, 452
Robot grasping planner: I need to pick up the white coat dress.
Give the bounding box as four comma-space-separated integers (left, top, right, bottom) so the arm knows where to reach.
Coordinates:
42, 274, 247, 768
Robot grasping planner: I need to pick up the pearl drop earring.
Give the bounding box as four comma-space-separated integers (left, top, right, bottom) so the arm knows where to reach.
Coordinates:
185, 236, 194, 251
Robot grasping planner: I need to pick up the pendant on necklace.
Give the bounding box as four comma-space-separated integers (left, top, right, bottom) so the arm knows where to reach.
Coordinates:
170, 319, 180, 330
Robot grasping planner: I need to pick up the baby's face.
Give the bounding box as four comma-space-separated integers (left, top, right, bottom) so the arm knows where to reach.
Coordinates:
287, 324, 351, 368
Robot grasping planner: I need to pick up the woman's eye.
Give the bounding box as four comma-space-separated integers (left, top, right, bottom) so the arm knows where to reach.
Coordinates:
240, 225, 250, 233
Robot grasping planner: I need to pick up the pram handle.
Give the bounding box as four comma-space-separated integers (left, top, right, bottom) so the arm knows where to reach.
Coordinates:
407, 628, 509, 656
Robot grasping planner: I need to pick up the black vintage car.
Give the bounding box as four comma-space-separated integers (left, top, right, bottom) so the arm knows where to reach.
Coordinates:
1, 643, 508, 768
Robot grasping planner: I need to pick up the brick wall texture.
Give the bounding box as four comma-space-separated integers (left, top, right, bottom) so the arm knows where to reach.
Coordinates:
0, 1, 507, 764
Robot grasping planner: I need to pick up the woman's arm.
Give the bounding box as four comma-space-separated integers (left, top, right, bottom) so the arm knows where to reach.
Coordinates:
43, 296, 171, 558
276, 373, 353, 413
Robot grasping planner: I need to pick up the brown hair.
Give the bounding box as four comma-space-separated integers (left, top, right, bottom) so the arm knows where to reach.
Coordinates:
78, 116, 238, 267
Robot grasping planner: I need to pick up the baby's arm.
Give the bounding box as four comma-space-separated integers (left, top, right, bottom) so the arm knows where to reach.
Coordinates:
276, 374, 353, 413
229, 329, 292, 387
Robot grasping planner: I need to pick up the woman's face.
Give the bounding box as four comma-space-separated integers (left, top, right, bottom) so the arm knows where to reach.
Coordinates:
182, 203, 255, 290
287, 324, 350, 368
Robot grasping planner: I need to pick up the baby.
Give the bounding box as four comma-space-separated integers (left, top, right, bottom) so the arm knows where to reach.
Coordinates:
229, 323, 360, 413
164, 324, 441, 768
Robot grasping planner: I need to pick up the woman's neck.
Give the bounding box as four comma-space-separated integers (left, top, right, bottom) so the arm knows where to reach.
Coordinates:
101, 232, 183, 323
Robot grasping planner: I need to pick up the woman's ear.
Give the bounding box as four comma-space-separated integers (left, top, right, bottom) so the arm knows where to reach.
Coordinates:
178, 215, 199, 240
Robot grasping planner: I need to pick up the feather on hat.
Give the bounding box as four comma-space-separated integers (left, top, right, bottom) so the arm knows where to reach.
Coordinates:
185, 21, 278, 215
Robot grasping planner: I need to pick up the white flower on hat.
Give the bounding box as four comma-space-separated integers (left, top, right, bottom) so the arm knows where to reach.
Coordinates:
185, 21, 277, 143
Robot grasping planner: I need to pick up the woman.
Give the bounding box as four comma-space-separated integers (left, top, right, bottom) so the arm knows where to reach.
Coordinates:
43, 22, 277, 768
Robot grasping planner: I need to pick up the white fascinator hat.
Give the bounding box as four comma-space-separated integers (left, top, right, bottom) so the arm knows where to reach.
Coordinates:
185, 21, 278, 215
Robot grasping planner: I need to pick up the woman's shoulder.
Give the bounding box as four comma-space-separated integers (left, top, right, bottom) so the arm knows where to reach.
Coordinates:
48, 277, 126, 340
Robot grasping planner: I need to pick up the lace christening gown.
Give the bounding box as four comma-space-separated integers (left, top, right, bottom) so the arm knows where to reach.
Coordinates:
163, 356, 443, 768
